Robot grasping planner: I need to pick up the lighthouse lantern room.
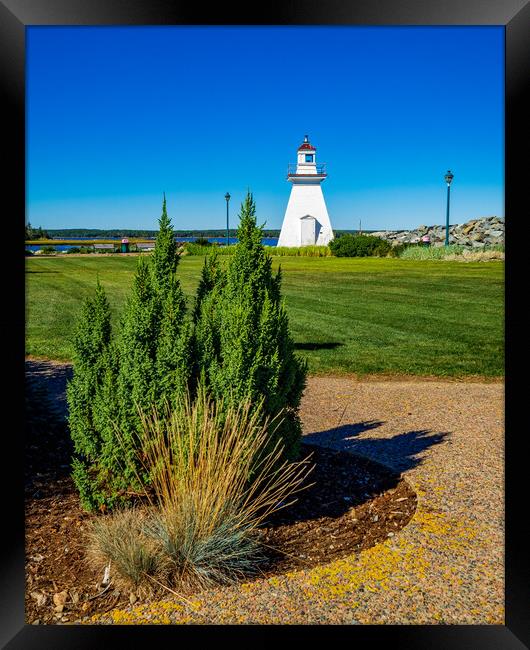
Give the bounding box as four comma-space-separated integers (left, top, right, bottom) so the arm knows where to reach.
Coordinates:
277, 135, 334, 247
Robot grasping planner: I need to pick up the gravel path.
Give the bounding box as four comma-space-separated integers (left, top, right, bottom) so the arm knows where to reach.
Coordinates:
25, 360, 503, 624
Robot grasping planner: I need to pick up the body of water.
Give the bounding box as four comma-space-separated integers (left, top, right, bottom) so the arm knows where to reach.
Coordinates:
27, 244, 97, 252
26, 237, 279, 252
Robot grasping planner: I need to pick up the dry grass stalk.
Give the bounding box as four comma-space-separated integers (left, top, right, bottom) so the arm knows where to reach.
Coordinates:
89, 387, 314, 592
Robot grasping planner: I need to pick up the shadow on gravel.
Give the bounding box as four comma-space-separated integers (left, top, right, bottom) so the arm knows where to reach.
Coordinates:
261, 444, 418, 576
267, 443, 403, 527
25, 362, 73, 494
304, 423, 451, 473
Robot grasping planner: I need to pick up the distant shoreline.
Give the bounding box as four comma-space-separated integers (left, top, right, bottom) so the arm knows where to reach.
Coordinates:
25, 236, 280, 248
39, 229, 281, 239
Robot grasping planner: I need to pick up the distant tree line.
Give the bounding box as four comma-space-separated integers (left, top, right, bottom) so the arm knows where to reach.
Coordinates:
45, 228, 283, 239
43, 228, 374, 239
25, 222, 49, 240
45, 229, 158, 239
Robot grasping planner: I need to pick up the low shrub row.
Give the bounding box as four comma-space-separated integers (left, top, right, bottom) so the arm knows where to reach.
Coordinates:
329, 234, 392, 258
183, 242, 234, 256
66, 246, 96, 254
398, 243, 504, 260
266, 245, 332, 257
184, 241, 378, 258
28, 238, 504, 261
41, 245, 59, 255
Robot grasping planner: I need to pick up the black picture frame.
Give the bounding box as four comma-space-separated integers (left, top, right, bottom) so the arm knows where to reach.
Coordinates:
4, 0, 529, 646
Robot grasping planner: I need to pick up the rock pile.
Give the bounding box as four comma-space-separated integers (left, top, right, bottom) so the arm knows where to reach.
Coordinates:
371, 216, 504, 248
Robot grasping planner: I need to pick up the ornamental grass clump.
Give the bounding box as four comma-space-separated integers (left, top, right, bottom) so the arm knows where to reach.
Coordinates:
87, 507, 161, 592
89, 388, 313, 592
398, 243, 504, 261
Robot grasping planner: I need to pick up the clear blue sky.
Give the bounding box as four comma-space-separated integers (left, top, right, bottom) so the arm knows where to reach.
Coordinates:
26, 26, 504, 231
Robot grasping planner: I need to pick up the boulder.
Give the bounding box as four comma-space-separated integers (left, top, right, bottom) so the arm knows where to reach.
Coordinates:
366, 216, 503, 249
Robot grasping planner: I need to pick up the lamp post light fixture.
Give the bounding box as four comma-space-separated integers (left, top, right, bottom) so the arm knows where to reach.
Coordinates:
444, 170, 454, 246
225, 192, 231, 247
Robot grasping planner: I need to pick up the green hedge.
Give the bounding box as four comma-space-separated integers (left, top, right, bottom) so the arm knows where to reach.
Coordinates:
329, 234, 391, 257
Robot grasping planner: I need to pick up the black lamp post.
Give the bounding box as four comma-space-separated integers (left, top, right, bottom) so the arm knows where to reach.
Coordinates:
225, 192, 231, 247
444, 170, 454, 246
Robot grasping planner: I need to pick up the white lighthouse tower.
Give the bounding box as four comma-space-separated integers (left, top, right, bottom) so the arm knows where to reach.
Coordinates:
277, 135, 334, 247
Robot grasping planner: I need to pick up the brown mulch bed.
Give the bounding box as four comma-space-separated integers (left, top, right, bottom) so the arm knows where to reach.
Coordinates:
25, 361, 416, 625
25, 450, 416, 624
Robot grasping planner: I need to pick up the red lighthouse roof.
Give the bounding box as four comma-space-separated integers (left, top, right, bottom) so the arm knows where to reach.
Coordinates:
298, 134, 316, 151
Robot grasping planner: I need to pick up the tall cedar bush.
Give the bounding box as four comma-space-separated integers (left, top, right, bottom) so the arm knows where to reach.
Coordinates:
66, 279, 116, 510
68, 192, 305, 510
194, 192, 307, 461
67, 196, 192, 511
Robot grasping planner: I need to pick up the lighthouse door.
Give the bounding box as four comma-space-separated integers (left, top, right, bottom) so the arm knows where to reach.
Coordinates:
300, 215, 316, 246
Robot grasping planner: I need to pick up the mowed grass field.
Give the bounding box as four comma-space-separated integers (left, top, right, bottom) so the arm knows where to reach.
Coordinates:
25, 255, 504, 377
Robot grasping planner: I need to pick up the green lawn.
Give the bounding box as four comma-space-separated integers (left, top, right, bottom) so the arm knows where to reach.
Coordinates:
25, 255, 504, 377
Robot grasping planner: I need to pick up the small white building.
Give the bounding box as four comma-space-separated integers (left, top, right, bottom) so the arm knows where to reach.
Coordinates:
277, 135, 334, 247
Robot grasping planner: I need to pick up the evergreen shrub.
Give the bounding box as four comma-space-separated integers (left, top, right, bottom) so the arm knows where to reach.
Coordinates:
67, 192, 306, 510
329, 234, 391, 257
194, 193, 307, 461
67, 195, 192, 511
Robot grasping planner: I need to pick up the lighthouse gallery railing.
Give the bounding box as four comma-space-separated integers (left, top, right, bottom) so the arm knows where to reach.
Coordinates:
287, 163, 327, 176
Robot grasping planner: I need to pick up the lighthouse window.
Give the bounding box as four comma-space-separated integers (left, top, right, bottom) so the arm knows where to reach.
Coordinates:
305, 154, 314, 162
